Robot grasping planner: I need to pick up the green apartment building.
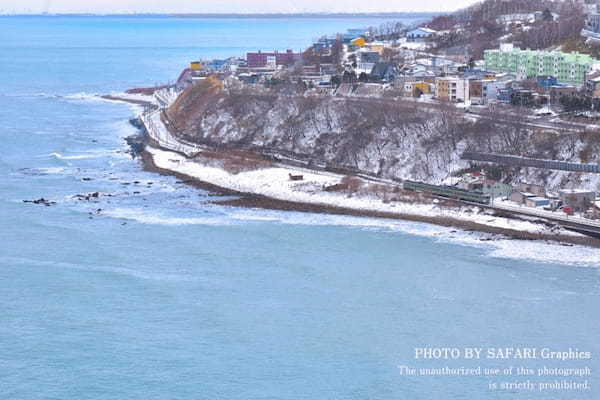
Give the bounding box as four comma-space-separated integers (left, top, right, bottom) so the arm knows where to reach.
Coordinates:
484, 45, 597, 85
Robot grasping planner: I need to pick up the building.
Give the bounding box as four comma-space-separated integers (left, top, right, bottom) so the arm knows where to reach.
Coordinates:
484, 44, 597, 85
342, 28, 368, 43
517, 182, 546, 197
482, 80, 511, 103
403, 81, 431, 97
313, 37, 337, 51
190, 61, 202, 71
435, 77, 469, 102
525, 197, 550, 208
583, 4, 600, 42
585, 70, 600, 97
406, 27, 437, 42
246, 50, 301, 68
469, 80, 485, 104
369, 62, 399, 83
360, 51, 381, 64
509, 191, 537, 204
366, 43, 386, 55
457, 173, 513, 198
537, 75, 559, 89
559, 189, 596, 211
496, 13, 535, 24
351, 37, 366, 48
347, 28, 368, 37
548, 85, 579, 104
512, 89, 540, 106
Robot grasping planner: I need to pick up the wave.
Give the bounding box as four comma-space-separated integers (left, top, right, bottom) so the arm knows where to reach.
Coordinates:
104, 207, 236, 226
0, 92, 61, 99
2, 256, 195, 282
62, 92, 144, 114
17, 167, 67, 176
226, 208, 600, 268
62, 92, 102, 102
49, 150, 120, 160
488, 240, 600, 268
49, 152, 100, 160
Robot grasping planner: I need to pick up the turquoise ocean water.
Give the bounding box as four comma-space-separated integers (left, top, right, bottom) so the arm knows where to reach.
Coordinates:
1, 16, 599, 399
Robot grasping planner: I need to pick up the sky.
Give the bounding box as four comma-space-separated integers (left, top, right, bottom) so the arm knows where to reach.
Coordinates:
1, 0, 480, 14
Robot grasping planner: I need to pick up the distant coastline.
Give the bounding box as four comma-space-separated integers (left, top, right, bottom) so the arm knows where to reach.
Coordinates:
0, 12, 440, 19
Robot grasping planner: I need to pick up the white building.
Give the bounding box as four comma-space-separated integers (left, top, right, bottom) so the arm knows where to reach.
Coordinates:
435, 76, 470, 102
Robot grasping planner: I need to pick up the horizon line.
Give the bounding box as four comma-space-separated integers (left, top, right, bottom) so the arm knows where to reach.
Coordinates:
0, 11, 444, 18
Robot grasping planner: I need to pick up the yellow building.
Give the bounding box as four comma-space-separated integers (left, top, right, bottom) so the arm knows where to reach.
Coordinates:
404, 81, 431, 97
351, 37, 366, 47
190, 61, 203, 71
414, 82, 430, 94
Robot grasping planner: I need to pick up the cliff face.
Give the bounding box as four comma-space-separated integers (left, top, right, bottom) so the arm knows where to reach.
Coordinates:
167, 80, 600, 191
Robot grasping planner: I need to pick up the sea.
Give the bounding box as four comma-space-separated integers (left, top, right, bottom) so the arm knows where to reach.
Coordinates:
1, 15, 599, 400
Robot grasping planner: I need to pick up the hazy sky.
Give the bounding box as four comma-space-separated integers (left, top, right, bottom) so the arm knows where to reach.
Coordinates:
3, 0, 479, 14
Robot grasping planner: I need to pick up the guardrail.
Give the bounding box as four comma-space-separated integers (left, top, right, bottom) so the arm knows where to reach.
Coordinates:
462, 152, 600, 173
140, 110, 202, 157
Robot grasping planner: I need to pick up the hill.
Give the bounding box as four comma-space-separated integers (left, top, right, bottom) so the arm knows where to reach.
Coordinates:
427, 0, 591, 59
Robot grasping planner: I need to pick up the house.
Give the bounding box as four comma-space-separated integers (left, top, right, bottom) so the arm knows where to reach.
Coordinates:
369, 62, 399, 83
406, 27, 437, 42
559, 189, 596, 211
435, 77, 469, 102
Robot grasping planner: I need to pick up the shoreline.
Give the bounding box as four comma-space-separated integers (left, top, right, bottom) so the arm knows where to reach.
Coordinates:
139, 149, 600, 248
102, 92, 600, 249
